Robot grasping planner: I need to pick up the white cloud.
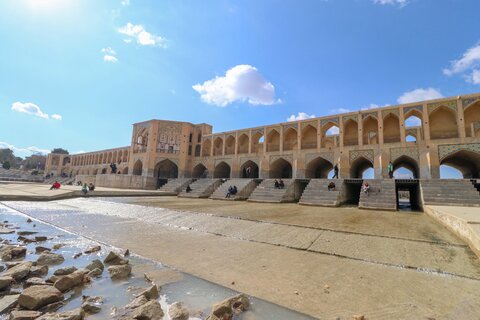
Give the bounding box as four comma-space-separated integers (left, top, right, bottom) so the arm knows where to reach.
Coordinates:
72, 150, 86, 155
405, 116, 421, 127
11, 102, 49, 119
287, 112, 316, 122
361, 103, 390, 111
443, 43, 480, 76
51, 114, 62, 120
118, 23, 167, 47
397, 88, 444, 104
373, 0, 408, 6
192, 65, 278, 107
326, 126, 339, 135
121, 0, 130, 6
101, 47, 118, 63
329, 108, 351, 114
469, 69, 480, 85
0, 141, 50, 158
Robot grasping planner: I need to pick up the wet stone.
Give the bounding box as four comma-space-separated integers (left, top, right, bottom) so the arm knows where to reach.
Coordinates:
0, 245, 27, 261
37, 253, 65, 266
83, 245, 101, 254
19, 285, 64, 310
54, 266, 77, 276
35, 246, 51, 254
3, 261, 33, 281
29, 265, 49, 277
35, 236, 48, 242
108, 264, 132, 280
9, 310, 43, 320
24, 277, 49, 288
0, 276, 13, 291
104, 251, 129, 265
168, 301, 190, 320
85, 259, 104, 272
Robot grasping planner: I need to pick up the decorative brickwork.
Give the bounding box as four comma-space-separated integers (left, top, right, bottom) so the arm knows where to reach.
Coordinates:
343, 114, 359, 123
462, 97, 480, 109
270, 155, 293, 164
390, 147, 419, 162
320, 117, 339, 127
382, 109, 399, 118
438, 143, 480, 161
349, 149, 374, 164
301, 121, 317, 130
240, 157, 260, 166
305, 152, 334, 165
427, 100, 457, 114
403, 105, 423, 115
361, 112, 377, 120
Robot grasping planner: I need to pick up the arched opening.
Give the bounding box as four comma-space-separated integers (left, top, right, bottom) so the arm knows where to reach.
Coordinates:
132, 160, 143, 176
240, 160, 259, 178
464, 101, 480, 137
321, 122, 339, 148
405, 115, 422, 127
123, 151, 128, 163
102, 153, 107, 164
154, 159, 178, 179
202, 139, 211, 156
362, 116, 378, 145
213, 138, 223, 156
392, 155, 419, 179
213, 162, 231, 178
237, 134, 249, 154
343, 119, 358, 146
225, 135, 236, 155
269, 158, 292, 178
251, 132, 264, 153
112, 151, 117, 164
350, 157, 374, 179
429, 107, 458, 139
194, 145, 201, 157
406, 135, 417, 142
192, 163, 208, 178
301, 125, 317, 150
305, 157, 333, 178
283, 128, 298, 151
62, 157, 71, 166
267, 130, 280, 152
117, 151, 122, 163
122, 167, 129, 174
383, 114, 401, 143
440, 150, 480, 178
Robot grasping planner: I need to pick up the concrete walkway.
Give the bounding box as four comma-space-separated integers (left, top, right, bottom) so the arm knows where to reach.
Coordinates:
425, 205, 480, 258
4, 197, 480, 319
0, 182, 163, 201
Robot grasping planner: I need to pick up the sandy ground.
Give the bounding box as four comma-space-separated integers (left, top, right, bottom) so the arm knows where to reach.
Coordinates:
4, 197, 480, 319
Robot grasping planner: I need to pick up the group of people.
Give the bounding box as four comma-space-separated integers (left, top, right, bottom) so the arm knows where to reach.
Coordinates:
81, 183, 95, 195
225, 185, 238, 198
274, 179, 285, 189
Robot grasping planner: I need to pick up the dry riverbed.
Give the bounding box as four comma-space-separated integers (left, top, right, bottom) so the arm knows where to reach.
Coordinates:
0, 203, 314, 320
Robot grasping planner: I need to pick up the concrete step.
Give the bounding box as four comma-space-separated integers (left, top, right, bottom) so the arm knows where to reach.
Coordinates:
299, 179, 344, 207
421, 179, 480, 207
210, 179, 261, 200
178, 179, 224, 198
358, 179, 396, 211
248, 179, 295, 203
158, 178, 193, 195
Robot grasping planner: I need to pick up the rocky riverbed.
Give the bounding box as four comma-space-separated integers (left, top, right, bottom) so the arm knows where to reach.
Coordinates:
0, 204, 314, 320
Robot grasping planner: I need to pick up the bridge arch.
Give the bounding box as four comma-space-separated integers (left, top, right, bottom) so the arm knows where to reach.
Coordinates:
269, 158, 292, 178
305, 157, 333, 178
192, 163, 208, 178
350, 156, 373, 178
343, 119, 358, 146
154, 159, 178, 179
283, 127, 298, 151
362, 116, 378, 145
213, 161, 231, 178
225, 135, 236, 155
267, 129, 280, 152
464, 100, 480, 137
213, 137, 224, 156
392, 155, 419, 179
441, 150, 480, 178
240, 160, 259, 178
301, 125, 317, 150
383, 113, 401, 143
132, 160, 143, 176
202, 139, 211, 156
429, 106, 458, 139
237, 133, 249, 154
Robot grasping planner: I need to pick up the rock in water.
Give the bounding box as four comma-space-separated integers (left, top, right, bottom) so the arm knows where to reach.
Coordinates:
125, 295, 149, 309
0, 294, 20, 314
0, 245, 26, 261
84, 245, 101, 254
138, 284, 159, 300
131, 300, 164, 320
9, 310, 43, 320
37, 307, 85, 320
3, 261, 33, 281
85, 259, 104, 272
18, 286, 64, 310
36, 253, 65, 266
35, 236, 48, 242
103, 251, 128, 265
54, 271, 85, 292
108, 265, 132, 280
208, 294, 250, 320
28, 265, 49, 278
54, 266, 77, 276
35, 246, 51, 254
169, 302, 190, 320
87, 268, 103, 278
24, 277, 49, 288
0, 276, 13, 290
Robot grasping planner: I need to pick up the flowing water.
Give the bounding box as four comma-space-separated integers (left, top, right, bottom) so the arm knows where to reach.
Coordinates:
0, 203, 315, 320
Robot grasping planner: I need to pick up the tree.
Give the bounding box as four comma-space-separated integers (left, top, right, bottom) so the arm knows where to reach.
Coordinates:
2, 161, 11, 170
51, 148, 69, 154
0, 149, 21, 168
23, 154, 46, 170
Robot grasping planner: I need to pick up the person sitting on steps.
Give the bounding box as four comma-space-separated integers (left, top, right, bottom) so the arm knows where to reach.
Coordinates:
362, 182, 370, 195
186, 185, 192, 193
328, 181, 336, 191
274, 180, 279, 189
226, 186, 234, 198
50, 181, 61, 190
278, 179, 285, 189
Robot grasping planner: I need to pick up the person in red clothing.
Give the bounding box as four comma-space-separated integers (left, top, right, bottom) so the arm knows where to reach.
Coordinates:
50, 181, 61, 190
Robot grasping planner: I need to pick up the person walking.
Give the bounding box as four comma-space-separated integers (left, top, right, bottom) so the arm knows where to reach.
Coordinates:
388, 161, 394, 179
81, 183, 88, 195
332, 164, 339, 179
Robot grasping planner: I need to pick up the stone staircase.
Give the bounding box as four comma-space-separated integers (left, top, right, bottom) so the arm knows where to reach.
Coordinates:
158, 178, 193, 195
358, 179, 397, 211
247, 179, 296, 203
210, 179, 260, 200
421, 179, 480, 207
299, 179, 344, 207
178, 179, 224, 198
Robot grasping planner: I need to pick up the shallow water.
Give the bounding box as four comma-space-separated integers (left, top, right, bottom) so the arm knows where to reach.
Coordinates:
0, 203, 315, 320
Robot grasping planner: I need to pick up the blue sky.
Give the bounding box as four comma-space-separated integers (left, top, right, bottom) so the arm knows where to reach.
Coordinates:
1, 0, 479, 177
